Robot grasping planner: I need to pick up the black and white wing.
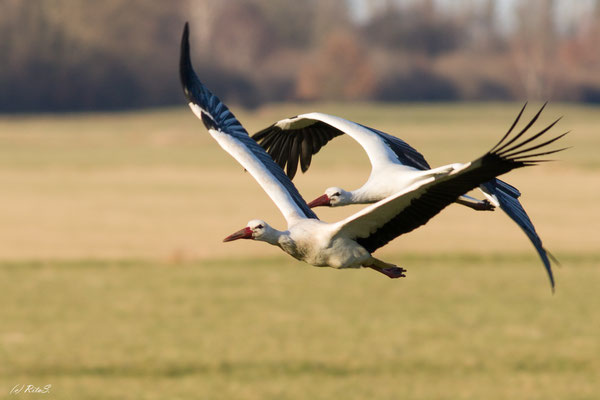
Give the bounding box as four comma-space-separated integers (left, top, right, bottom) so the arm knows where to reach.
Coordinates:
354, 123, 431, 170
252, 113, 429, 179
333, 110, 567, 288
179, 23, 317, 225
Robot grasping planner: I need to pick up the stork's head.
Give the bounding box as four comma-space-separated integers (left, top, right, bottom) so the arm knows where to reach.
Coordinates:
307, 187, 351, 208
223, 219, 270, 242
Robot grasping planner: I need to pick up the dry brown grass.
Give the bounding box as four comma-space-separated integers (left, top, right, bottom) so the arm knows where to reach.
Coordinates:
0, 103, 596, 261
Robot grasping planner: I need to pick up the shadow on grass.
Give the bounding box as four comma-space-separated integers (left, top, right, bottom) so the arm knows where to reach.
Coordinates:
7, 356, 593, 379
8, 360, 385, 379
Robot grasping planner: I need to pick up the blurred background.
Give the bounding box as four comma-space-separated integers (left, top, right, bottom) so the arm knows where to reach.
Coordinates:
2, 0, 600, 112
1, 1, 599, 399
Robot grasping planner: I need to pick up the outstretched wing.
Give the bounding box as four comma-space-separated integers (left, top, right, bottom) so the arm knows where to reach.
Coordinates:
252, 113, 428, 179
179, 23, 317, 225
334, 107, 566, 289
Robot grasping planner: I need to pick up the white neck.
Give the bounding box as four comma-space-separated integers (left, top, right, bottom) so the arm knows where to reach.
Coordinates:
258, 226, 290, 247
348, 187, 378, 204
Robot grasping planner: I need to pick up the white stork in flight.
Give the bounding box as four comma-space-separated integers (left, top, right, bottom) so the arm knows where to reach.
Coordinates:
180, 23, 566, 285
252, 109, 565, 288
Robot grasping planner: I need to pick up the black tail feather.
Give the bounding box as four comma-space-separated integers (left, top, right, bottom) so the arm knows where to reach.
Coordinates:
488, 104, 567, 165
492, 102, 547, 155
496, 117, 562, 157
509, 146, 570, 161
489, 102, 528, 153
499, 132, 569, 159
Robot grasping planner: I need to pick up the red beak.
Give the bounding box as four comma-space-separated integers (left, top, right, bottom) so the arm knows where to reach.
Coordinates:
223, 227, 253, 242
307, 194, 331, 208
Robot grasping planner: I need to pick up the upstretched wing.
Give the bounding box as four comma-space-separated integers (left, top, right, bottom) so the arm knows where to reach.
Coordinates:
252, 113, 429, 179
334, 107, 566, 289
179, 23, 317, 226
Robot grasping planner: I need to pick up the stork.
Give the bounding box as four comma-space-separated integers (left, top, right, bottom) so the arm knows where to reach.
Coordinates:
252, 108, 564, 287
180, 23, 566, 285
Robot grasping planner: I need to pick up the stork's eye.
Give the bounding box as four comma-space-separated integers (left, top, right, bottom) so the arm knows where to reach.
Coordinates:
256, 224, 264, 229
332, 192, 340, 197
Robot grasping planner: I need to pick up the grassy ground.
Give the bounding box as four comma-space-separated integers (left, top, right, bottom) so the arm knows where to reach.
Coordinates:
1, 256, 599, 400
0, 103, 599, 399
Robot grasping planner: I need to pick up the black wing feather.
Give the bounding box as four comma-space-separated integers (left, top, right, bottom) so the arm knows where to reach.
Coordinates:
310, 127, 325, 153
274, 134, 290, 171
252, 121, 345, 179
256, 128, 280, 152
287, 134, 301, 179
300, 131, 313, 173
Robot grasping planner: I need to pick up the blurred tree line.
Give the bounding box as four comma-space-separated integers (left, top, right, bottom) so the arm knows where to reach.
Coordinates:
1, 0, 600, 112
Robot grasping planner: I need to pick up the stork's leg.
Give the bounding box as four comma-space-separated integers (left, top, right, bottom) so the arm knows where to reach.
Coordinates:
365, 258, 406, 279
456, 195, 495, 211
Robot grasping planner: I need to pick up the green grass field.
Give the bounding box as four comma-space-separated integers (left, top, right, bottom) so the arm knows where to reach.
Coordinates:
1, 103, 599, 399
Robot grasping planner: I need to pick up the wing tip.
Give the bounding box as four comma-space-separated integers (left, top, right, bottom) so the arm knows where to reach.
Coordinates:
179, 22, 194, 103
544, 253, 556, 292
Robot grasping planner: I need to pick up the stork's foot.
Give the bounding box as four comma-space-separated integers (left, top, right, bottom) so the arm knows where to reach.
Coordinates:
456, 197, 496, 211
473, 199, 495, 211
366, 257, 407, 279
368, 265, 407, 279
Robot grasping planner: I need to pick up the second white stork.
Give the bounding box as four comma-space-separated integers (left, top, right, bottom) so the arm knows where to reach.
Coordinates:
180, 23, 566, 284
